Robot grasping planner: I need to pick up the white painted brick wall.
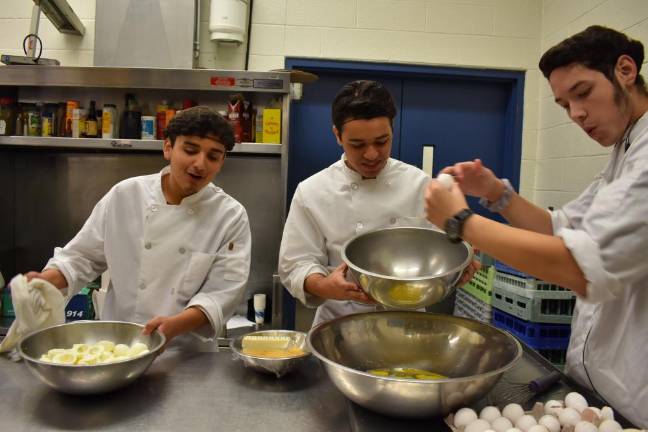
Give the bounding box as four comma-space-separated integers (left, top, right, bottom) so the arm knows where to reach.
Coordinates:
2, 0, 647, 210
538, 0, 648, 209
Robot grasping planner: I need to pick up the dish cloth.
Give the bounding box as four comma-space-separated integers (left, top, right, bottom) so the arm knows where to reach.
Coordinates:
0, 274, 65, 355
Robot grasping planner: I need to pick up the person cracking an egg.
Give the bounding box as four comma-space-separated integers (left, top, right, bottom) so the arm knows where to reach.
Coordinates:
424, 26, 648, 427
23, 107, 251, 351
278, 80, 479, 326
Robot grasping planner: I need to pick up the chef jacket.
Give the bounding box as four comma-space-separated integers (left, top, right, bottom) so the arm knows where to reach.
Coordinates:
46, 166, 251, 350
551, 112, 648, 427
279, 156, 434, 327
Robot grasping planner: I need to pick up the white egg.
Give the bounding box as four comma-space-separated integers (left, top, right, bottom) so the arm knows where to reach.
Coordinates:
600, 406, 615, 421
505, 429, 523, 432
454, 407, 479, 428
97, 340, 116, 352
491, 416, 514, 432
565, 392, 588, 412
527, 426, 548, 432
113, 344, 130, 357
514, 414, 537, 432
480, 407, 502, 423
437, 173, 455, 190
502, 404, 525, 423
559, 407, 582, 427
544, 400, 564, 416
574, 420, 598, 432
598, 419, 622, 432
129, 342, 149, 357
538, 415, 561, 432
466, 419, 492, 432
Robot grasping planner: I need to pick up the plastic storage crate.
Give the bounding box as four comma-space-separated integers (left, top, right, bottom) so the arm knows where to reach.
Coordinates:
462, 265, 495, 305
493, 273, 575, 324
494, 261, 568, 291
492, 309, 571, 349
453, 287, 492, 323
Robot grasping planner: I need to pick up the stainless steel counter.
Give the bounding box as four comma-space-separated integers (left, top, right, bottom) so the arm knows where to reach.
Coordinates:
0, 347, 633, 431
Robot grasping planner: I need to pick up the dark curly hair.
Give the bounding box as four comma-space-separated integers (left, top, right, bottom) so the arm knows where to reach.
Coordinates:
332, 80, 397, 132
539, 25, 647, 95
164, 105, 235, 151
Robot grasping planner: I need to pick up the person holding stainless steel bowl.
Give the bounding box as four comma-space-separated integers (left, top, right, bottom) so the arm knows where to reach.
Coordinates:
424, 26, 648, 428
279, 80, 478, 327
24, 106, 251, 351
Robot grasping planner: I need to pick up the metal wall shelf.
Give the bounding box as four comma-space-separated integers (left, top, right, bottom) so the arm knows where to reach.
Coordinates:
0, 66, 290, 93
0, 136, 282, 154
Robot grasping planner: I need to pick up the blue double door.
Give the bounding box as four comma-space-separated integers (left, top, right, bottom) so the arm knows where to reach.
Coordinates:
286, 59, 524, 217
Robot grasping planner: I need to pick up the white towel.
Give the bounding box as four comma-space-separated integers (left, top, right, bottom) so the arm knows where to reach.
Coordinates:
0, 274, 65, 354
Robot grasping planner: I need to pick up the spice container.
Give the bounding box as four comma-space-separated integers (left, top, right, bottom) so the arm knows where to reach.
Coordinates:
141, 115, 156, 139
25, 103, 42, 136
102, 104, 117, 138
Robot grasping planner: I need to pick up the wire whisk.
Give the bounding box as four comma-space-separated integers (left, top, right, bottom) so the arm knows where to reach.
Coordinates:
488, 371, 562, 408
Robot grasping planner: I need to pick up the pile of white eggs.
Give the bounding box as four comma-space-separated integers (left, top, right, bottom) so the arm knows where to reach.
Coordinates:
449, 392, 644, 432
38, 340, 150, 365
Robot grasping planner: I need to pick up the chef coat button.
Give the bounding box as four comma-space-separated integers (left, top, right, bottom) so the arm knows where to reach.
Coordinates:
187, 208, 195, 215
139, 282, 145, 290
351, 183, 358, 190
390, 217, 397, 224
144, 242, 151, 249
356, 222, 363, 231
151, 205, 158, 212
179, 247, 186, 254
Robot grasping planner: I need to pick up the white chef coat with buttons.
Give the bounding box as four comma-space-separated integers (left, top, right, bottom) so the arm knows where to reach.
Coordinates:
550, 112, 648, 428
279, 156, 434, 327
46, 166, 251, 350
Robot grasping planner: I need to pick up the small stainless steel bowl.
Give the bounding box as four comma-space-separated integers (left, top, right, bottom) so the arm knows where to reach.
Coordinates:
308, 311, 522, 418
342, 227, 473, 309
230, 329, 311, 378
18, 320, 165, 395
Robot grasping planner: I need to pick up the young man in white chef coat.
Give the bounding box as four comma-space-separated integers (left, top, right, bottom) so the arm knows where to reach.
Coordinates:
26, 106, 251, 350
279, 80, 477, 327
424, 26, 648, 427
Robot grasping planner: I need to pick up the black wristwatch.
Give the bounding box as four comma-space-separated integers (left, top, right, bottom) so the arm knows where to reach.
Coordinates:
444, 209, 474, 243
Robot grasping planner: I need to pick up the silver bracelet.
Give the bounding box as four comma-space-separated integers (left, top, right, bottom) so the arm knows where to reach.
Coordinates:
479, 178, 514, 213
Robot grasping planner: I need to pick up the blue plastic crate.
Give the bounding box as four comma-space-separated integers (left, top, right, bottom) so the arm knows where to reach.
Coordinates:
494, 261, 529, 279
492, 309, 570, 349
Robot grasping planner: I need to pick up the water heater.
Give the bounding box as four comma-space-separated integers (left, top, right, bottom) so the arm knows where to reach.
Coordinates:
210, 0, 249, 44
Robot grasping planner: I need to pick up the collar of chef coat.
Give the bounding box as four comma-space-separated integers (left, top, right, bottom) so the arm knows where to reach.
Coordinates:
627, 111, 648, 146
339, 154, 395, 181
154, 165, 213, 206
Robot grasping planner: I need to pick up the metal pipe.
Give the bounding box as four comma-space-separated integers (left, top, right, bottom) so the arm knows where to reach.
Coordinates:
193, 0, 200, 68
27, 4, 41, 58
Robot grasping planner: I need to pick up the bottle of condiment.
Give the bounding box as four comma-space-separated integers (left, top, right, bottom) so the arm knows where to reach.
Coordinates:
41, 103, 58, 137
102, 104, 117, 139
120, 93, 141, 139
0, 97, 17, 136
156, 100, 168, 139
25, 103, 42, 137
55, 102, 66, 137
85, 100, 98, 138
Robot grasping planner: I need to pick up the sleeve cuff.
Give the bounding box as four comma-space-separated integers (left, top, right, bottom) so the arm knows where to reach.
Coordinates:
291, 264, 328, 308
44, 258, 84, 298
186, 296, 223, 341
556, 228, 622, 303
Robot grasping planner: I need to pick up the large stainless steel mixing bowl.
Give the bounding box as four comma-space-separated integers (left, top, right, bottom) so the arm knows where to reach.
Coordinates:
308, 311, 522, 418
230, 329, 311, 378
18, 320, 165, 394
342, 227, 473, 309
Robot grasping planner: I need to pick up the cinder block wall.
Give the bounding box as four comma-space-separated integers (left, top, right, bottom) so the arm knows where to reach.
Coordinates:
1, 0, 647, 204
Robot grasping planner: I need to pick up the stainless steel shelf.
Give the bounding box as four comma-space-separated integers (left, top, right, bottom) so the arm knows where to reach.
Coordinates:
0, 136, 282, 155
0, 66, 290, 93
